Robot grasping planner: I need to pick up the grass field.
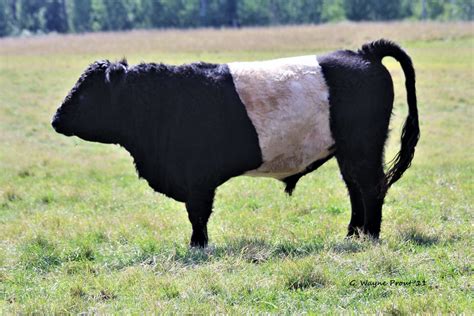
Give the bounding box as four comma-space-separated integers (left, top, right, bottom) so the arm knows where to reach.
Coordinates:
0, 22, 473, 313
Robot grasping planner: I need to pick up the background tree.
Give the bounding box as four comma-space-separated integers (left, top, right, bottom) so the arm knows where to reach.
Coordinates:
71, 0, 92, 32
204, 0, 239, 27
238, 0, 271, 26
17, 0, 45, 32
294, 0, 324, 24
90, 0, 106, 31
0, 0, 472, 37
0, 0, 9, 36
102, 0, 132, 30
456, 0, 474, 20
44, 0, 67, 32
371, 0, 402, 20
425, 0, 445, 19
343, 0, 373, 21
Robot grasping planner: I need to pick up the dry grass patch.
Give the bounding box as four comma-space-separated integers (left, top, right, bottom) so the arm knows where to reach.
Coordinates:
0, 22, 472, 57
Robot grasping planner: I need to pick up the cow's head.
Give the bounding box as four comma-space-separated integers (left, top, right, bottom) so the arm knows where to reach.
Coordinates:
51, 59, 128, 144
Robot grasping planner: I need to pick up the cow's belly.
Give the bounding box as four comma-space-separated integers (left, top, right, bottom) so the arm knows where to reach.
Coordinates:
228, 55, 335, 179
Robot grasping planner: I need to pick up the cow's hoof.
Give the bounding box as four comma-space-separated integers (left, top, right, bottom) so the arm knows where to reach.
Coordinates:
190, 239, 208, 248
362, 229, 380, 240
346, 227, 362, 238
190, 244, 207, 249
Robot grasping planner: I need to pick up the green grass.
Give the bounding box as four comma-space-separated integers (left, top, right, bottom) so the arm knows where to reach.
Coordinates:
0, 22, 473, 313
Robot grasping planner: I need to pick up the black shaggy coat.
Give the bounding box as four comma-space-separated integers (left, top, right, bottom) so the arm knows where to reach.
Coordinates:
121, 63, 262, 202
52, 39, 419, 247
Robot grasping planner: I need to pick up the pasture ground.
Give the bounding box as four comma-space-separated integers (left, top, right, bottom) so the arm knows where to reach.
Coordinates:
0, 22, 473, 313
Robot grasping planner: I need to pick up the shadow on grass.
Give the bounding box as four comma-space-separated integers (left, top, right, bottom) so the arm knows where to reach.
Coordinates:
328, 233, 382, 254
19, 232, 106, 273
399, 226, 440, 246
18, 234, 380, 273
137, 237, 326, 269
330, 239, 371, 253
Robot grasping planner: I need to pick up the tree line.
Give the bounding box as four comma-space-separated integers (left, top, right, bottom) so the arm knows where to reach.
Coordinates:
0, 0, 472, 37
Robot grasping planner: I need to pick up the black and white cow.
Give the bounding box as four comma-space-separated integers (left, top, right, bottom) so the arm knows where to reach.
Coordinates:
52, 39, 419, 247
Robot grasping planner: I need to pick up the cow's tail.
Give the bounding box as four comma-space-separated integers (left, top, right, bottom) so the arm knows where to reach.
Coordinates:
359, 39, 420, 193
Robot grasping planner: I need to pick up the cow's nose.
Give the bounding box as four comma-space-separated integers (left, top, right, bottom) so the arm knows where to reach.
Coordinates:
51, 114, 61, 131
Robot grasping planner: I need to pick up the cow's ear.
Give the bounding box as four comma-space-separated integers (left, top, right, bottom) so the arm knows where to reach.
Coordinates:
105, 60, 128, 87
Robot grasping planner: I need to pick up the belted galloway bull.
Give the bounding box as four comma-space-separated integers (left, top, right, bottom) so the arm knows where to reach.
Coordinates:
52, 39, 420, 247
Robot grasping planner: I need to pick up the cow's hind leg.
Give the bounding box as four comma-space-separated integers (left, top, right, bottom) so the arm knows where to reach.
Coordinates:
360, 176, 385, 238
185, 190, 215, 248
319, 55, 393, 238
328, 69, 391, 238
357, 164, 385, 238
337, 151, 386, 238
331, 94, 389, 238
338, 167, 365, 237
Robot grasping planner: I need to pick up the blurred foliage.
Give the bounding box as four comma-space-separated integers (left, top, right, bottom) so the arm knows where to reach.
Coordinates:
0, 0, 473, 37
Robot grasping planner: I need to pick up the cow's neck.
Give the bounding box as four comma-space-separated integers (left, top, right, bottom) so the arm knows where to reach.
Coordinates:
119, 109, 167, 195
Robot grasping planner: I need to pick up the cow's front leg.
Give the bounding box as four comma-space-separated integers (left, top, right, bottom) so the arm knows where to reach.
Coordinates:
185, 191, 215, 248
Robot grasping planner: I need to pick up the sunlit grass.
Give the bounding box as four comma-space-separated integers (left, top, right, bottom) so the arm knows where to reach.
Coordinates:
0, 22, 473, 313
